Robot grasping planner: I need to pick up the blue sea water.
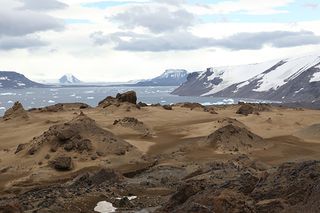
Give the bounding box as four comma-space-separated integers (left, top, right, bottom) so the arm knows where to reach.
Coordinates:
0, 86, 269, 116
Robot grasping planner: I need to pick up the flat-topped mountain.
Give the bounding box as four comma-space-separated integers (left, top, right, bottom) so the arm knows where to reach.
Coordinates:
0, 71, 45, 89
136, 69, 188, 86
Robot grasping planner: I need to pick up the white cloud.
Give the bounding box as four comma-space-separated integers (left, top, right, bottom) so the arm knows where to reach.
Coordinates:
0, 0, 319, 83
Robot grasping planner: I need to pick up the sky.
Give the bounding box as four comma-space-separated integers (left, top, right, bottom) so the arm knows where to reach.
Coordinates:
0, 0, 320, 82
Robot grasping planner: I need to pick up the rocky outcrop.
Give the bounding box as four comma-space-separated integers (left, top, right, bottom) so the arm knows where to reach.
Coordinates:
158, 159, 320, 213
3, 102, 29, 121
116, 91, 137, 104
236, 103, 271, 116
98, 91, 138, 108
113, 117, 151, 136
29, 103, 91, 113
174, 102, 205, 110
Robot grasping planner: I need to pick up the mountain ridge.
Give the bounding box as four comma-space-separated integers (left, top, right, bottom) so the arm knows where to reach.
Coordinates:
172, 54, 320, 103
0, 71, 45, 89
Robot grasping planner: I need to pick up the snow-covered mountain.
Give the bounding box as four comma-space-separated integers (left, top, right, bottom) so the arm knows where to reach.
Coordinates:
136, 69, 188, 86
59, 74, 82, 84
172, 54, 320, 103
0, 71, 45, 89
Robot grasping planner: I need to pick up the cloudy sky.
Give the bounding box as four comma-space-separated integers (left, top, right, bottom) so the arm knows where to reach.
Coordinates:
1, 0, 320, 82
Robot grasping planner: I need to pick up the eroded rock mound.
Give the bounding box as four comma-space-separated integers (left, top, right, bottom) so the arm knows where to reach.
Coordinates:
204, 106, 218, 114
237, 103, 271, 116
207, 124, 267, 153
175, 102, 205, 110
98, 91, 138, 108
113, 117, 151, 136
29, 103, 91, 113
18, 113, 136, 158
3, 102, 29, 121
174, 102, 217, 114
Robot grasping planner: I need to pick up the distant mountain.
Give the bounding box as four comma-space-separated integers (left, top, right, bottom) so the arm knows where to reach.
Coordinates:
136, 69, 188, 86
59, 74, 82, 84
172, 54, 320, 103
0, 71, 45, 89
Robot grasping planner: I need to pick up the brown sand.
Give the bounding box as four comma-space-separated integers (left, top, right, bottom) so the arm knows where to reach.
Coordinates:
1, 102, 320, 203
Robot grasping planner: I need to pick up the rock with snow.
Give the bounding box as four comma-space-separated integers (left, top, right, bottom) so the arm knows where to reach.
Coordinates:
59, 74, 82, 84
136, 69, 188, 86
172, 54, 320, 103
0, 71, 45, 89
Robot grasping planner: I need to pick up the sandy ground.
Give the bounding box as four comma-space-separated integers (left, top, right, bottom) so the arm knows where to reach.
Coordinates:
1, 103, 320, 194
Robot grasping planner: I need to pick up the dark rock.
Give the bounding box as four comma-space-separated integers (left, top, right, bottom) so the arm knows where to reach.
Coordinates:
15, 144, 27, 154
236, 104, 254, 116
162, 105, 173, 110
137, 102, 148, 107
50, 156, 73, 171
118, 197, 134, 208
0, 200, 23, 213
116, 91, 137, 104
176, 102, 204, 110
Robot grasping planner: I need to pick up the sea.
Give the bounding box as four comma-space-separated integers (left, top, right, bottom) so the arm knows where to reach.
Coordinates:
0, 86, 269, 116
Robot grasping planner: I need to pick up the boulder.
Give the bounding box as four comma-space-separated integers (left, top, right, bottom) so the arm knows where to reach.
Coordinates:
50, 156, 73, 171
163, 105, 173, 110
236, 104, 254, 116
116, 91, 137, 104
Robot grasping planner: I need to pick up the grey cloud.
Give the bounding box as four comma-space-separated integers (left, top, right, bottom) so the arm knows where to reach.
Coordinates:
110, 6, 194, 33
303, 3, 318, 9
214, 31, 320, 50
153, 0, 186, 5
19, 0, 68, 11
90, 30, 320, 52
0, 8, 64, 36
90, 31, 111, 45
0, 35, 48, 50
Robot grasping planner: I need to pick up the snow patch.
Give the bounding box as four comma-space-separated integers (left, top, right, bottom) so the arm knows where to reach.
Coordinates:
294, 88, 304, 94
310, 71, 320, 82
0, 93, 16, 96
254, 55, 320, 92
94, 201, 117, 213
201, 60, 278, 96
